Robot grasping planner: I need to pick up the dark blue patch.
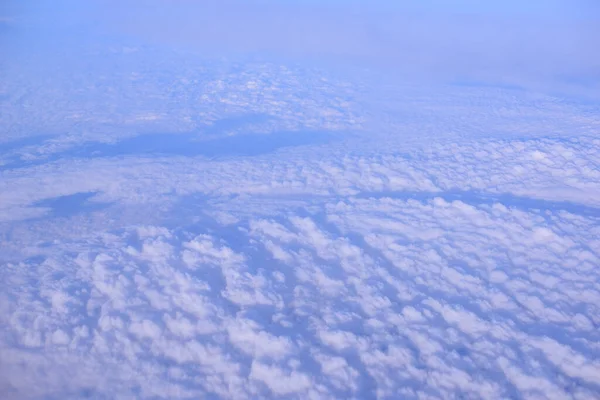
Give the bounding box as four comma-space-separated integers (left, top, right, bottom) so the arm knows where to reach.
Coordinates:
0, 134, 53, 153
68, 130, 337, 159
354, 190, 600, 218
33, 192, 110, 218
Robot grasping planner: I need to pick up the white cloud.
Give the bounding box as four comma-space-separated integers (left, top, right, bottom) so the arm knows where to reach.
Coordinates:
0, 207, 596, 397
249, 361, 313, 397
5, 185, 599, 398
1, 13, 599, 398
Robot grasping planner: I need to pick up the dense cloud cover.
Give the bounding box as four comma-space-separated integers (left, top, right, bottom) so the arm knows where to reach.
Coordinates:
1, 1, 599, 399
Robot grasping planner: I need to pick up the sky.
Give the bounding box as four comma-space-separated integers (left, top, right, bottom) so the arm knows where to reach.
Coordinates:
3, 0, 600, 93
1, 1, 600, 399
102, 1, 600, 90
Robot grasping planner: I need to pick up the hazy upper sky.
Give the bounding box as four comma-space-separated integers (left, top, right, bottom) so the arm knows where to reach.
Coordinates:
2, 0, 600, 95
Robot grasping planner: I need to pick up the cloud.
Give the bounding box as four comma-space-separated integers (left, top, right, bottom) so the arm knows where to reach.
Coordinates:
2, 180, 599, 398
2, 133, 598, 228
1, 9, 599, 397
85, 0, 600, 93
5, 0, 599, 98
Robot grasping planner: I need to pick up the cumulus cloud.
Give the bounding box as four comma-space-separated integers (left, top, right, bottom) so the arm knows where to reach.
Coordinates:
1, 133, 599, 228
1, 3, 599, 398
2, 184, 600, 398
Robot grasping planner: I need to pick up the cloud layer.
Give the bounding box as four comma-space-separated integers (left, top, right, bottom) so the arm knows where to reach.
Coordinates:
1, 5, 599, 398
2, 192, 599, 398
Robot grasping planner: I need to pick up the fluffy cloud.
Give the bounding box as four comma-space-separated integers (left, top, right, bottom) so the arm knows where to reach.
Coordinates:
1, 11, 599, 398
1, 133, 598, 229
2, 183, 599, 398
